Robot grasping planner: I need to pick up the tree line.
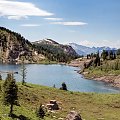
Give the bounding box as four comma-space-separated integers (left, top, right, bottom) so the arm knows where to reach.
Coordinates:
85, 49, 120, 71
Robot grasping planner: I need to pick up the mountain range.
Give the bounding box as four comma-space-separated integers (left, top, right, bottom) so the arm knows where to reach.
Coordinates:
69, 43, 117, 56
0, 26, 118, 64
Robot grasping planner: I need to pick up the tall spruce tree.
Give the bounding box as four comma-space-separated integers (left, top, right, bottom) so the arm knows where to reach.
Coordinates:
0, 74, 2, 80
3, 73, 18, 116
109, 50, 114, 60
94, 52, 100, 67
102, 50, 108, 60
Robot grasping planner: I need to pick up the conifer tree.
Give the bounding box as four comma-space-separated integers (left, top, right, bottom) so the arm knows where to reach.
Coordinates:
102, 50, 108, 60
117, 49, 120, 56
3, 74, 18, 116
94, 52, 100, 67
113, 53, 116, 59
0, 74, 2, 80
109, 50, 114, 60
3, 73, 11, 88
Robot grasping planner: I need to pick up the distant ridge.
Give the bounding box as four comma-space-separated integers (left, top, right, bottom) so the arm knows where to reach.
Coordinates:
32, 39, 79, 62
33, 38, 59, 45
69, 43, 117, 55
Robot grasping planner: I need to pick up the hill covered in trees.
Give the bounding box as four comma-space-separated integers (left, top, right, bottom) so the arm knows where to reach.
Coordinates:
0, 27, 46, 63
0, 27, 78, 63
80, 49, 120, 88
32, 39, 79, 62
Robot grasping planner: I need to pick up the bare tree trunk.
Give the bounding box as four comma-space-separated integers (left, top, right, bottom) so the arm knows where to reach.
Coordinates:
9, 103, 13, 116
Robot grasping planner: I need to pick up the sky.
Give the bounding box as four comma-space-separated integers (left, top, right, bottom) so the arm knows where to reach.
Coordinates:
0, 0, 120, 48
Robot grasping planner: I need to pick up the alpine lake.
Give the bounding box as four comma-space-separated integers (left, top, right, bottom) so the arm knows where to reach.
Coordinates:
0, 64, 120, 93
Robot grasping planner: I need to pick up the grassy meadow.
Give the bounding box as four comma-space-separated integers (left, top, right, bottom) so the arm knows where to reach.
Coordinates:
0, 81, 120, 120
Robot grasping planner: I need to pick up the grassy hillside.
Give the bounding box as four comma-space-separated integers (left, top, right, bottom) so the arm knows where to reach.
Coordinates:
83, 59, 120, 77
0, 81, 120, 120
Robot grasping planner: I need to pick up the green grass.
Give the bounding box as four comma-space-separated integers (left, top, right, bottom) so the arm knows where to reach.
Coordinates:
37, 59, 58, 64
83, 59, 120, 78
84, 67, 120, 78
0, 81, 120, 120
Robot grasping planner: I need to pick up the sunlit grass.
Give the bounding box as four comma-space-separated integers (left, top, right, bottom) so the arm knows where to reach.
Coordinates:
0, 81, 120, 120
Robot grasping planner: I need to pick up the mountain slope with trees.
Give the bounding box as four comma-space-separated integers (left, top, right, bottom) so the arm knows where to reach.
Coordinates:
32, 39, 79, 63
0, 27, 45, 63
81, 49, 120, 88
0, 27, 78, 63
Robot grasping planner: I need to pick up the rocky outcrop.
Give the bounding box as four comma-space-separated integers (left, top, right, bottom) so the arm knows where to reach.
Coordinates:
46, 100, 59, 110
65, 111, 82, 120
0, 27, 45, 63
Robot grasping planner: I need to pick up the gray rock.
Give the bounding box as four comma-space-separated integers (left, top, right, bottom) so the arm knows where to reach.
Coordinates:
65, 111, 82, 120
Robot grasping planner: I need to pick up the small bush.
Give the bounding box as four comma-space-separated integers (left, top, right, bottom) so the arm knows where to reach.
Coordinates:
36, 104, 45, 119
60, 82, 67, 91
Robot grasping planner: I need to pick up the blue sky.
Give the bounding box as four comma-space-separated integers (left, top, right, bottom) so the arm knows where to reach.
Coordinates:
0, 0, 120, 48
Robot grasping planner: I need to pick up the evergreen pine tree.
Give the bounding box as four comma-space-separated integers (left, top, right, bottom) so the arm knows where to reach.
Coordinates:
109, 50, 114, 60
3, 73, 18, 116
3, 73, 11, 88
117, 49, 120, 56
101, 50, 108, 60
0, 74, 2, 80
94, 52, 100, 67
113, 53, 116, 59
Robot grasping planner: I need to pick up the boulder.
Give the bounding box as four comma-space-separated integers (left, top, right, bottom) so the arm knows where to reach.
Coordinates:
65, 111, 82, 120
46, 100, 59, 110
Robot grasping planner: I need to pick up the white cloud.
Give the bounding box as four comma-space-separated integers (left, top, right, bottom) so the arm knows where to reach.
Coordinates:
21, 24, 41, 27
79, 40, 120, 48
7, 15, 28, 20
51, 22, 88, 26
0, 0, 53, 20
44, 17, 63, 21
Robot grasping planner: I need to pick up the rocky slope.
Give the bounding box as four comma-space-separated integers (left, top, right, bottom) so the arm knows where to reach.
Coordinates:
0, 27, 45, 63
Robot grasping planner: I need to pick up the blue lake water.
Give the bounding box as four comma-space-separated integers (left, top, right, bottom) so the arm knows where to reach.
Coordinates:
0, 64, 120, 93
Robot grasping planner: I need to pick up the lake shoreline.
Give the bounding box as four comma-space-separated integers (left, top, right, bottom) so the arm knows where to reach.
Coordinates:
69, 58, 120, 89
82, 73, 120, 89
